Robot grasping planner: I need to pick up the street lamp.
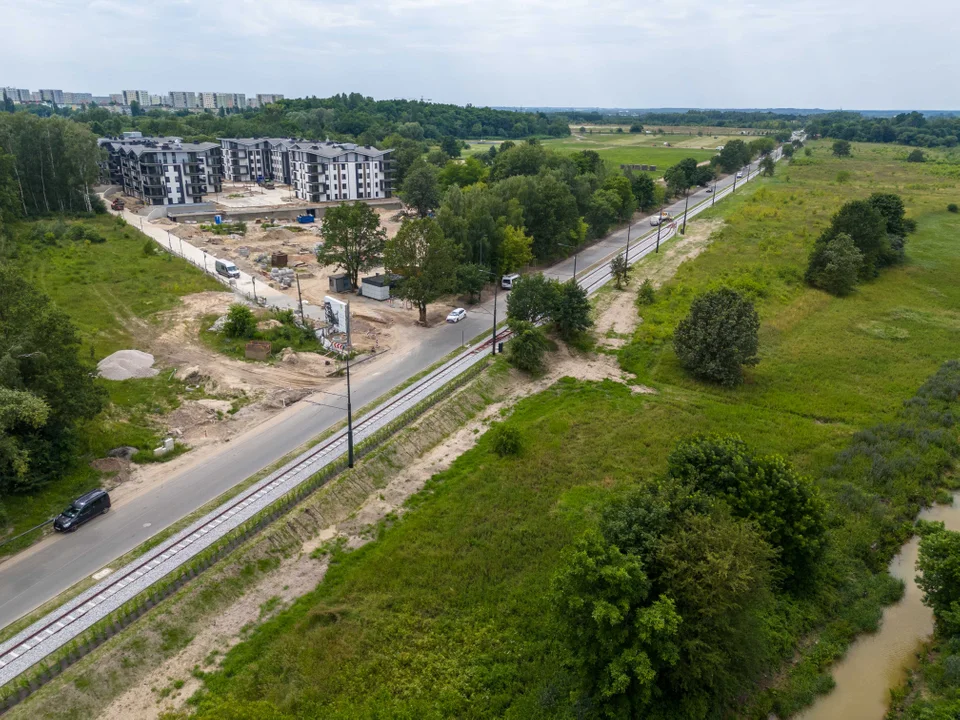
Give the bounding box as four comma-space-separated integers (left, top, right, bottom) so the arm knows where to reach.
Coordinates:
655, 201, 664, 253
712, 180, 718, 206
625, 221, 632, 263
345, 346, 354, 467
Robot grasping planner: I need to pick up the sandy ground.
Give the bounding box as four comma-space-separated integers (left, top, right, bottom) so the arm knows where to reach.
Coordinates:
97, 264, 658, 719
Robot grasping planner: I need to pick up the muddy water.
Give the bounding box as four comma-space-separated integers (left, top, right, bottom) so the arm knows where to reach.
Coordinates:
795, 499, 960, 720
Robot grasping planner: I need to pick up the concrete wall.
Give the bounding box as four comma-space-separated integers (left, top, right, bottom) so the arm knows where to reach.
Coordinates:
167, 197, 401, 224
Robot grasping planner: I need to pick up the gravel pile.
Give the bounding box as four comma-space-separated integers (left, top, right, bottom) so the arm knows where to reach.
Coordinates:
97, 350, 160, 380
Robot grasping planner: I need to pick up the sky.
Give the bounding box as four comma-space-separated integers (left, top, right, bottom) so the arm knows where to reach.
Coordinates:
2, 0, 957, 110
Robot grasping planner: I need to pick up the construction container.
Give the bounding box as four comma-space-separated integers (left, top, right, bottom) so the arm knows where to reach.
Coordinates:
271, 253, 288, 267
329, 273, 353, 293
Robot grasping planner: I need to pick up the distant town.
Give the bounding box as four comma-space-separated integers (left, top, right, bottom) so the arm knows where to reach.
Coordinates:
0, 87, 283, 114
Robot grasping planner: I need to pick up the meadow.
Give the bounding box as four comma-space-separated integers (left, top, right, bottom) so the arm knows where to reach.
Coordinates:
184, 142, 960, 718
0, 216, 221, 553
465, 128, 724, 173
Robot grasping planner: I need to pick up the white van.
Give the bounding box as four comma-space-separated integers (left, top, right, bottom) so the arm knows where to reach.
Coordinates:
501, 273, 521, 290
215, 260, 240, 279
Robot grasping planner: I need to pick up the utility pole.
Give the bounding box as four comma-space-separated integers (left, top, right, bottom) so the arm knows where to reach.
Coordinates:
625, 222, 631, 263
491, 278, 499, 357
345, 348, 354, 468
681, 189, 690, 235
712, 181, 718, 206
559, 242, 580, 281
295, 272, 305, 325
655, 202, 664, 253
251, 276, 258, 305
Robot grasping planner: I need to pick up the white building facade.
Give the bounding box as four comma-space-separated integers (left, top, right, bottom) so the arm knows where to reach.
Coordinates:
288, 142, 392, 203
100, 137, 223, 205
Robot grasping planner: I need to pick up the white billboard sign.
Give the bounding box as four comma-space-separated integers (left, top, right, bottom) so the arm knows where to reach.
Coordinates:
323, 295, 350, 337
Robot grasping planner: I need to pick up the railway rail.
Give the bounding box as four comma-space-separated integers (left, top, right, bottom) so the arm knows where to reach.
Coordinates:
0, 155, 771, 694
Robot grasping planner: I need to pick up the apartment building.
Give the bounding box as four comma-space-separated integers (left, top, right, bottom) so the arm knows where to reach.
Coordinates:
256, 94, 283, 105
39, 89, 64, 104
199, 92, 216, 110
219, 138, 278, 182
169, 91, 197, 109
269, 140, 293, 185
99, 136, 223, 205
1, 88, 30, 103
288, 141, 392, 203
122, 90, 150, 106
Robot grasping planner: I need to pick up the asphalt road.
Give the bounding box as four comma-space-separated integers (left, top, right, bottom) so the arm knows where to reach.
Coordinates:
0, 158, 767, 630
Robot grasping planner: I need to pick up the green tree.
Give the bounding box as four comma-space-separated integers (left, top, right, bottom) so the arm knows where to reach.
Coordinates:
400, 160, 440, 217
0, 387, 51, 488
673, 288, 760, 387
384, 218, 461, 324
603, 174, 637, 221
917, 525, 960, 635
586, 188, 622, 237
717, 140, 752, 172
456, 262, 487, 304
832, 139, 852, 157
907, 149, 926, 163
782, 144, 795, 158
815, 199, 889, 278
438, 156, 488, 189
129, 100, 143, 116
748, 137, 775, 157
868, 192, 908, 237
553, 280, 593, 340
806, 232, 863, 296
760, 156, 775, 177
506, 319, 548, 373
439, 135, 461, 158
499, 225, 534, 274
506, 273, 559, 324
552, 530, 682, 718
224, 304, 257, 339
491, 142, 548, 180
317, 201, 387, 289
0, 265, 106, 493
494, 171, 582, 260
611, 252, 630, 290
629, 172, 657, 211
629, 123, 644, 133
668, 435, 827, 584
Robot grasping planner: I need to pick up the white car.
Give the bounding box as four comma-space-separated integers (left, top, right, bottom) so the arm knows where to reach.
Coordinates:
736, 171, 744, 179
446, 308, 466, 323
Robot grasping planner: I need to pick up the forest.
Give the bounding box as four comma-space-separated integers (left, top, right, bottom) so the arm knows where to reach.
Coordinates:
805, 111, 960, 147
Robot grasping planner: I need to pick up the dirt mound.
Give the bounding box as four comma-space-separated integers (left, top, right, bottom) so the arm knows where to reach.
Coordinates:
98, 350, 159, 380
264, 228, 297, 242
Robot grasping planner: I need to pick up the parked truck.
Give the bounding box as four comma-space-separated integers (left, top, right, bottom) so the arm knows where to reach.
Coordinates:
110, 198, 125, 211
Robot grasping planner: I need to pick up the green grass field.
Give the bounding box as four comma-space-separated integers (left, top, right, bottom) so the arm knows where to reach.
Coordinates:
0, 215, 221, 554
180, 142, 960, 718
465, 132, 719, 173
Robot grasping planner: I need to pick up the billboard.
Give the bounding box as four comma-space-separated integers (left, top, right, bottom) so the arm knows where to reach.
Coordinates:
323, 295, 350, 337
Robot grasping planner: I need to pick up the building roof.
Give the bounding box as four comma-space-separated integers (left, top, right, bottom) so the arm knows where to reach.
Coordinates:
291, 141, 392, 160
100, 137, 220, 155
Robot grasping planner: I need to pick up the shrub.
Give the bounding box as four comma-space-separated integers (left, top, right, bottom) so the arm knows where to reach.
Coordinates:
673, 287, 760, 387
224, 304, 257, 339
85, 230, 106, 244
907, 149, 926, 163
610, 252, 630, 290
638, 278, 656, 305
949, 204, 959, 214
506, 320, 548, 374
490, 423, 523, 457
836, 170, 851, 184
832, 140, 852, 157
142, 240, 156, 256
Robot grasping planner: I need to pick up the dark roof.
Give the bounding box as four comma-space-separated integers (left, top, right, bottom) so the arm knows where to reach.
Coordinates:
362, 273, 401, 287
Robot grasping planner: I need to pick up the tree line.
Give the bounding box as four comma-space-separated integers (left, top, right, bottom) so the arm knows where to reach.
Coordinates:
9, 93, 571, 149
0, 114, 104, 221
557, 108, 805, 130
805, 110, 960, 148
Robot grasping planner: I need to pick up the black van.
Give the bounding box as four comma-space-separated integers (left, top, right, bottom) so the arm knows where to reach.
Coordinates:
54, 490, 111, 532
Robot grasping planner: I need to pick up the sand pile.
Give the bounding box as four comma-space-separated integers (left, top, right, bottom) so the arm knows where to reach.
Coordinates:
97, 350, 160, 380
264, 228, 297, 242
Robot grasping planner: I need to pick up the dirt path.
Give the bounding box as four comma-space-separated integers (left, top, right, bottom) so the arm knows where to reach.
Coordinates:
97, 285, 658, 718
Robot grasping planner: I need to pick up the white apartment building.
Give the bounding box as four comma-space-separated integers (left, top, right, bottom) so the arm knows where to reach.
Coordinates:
1, 88, 31, 103
100, 136, 223, 205
39, 89, 64, 104
256, 94, 283, 105
219, 138, 278, 182
122, 90, 150, 105
288, 142, 392, 203
269, 140, 293, 185
169, 91, 197, 109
